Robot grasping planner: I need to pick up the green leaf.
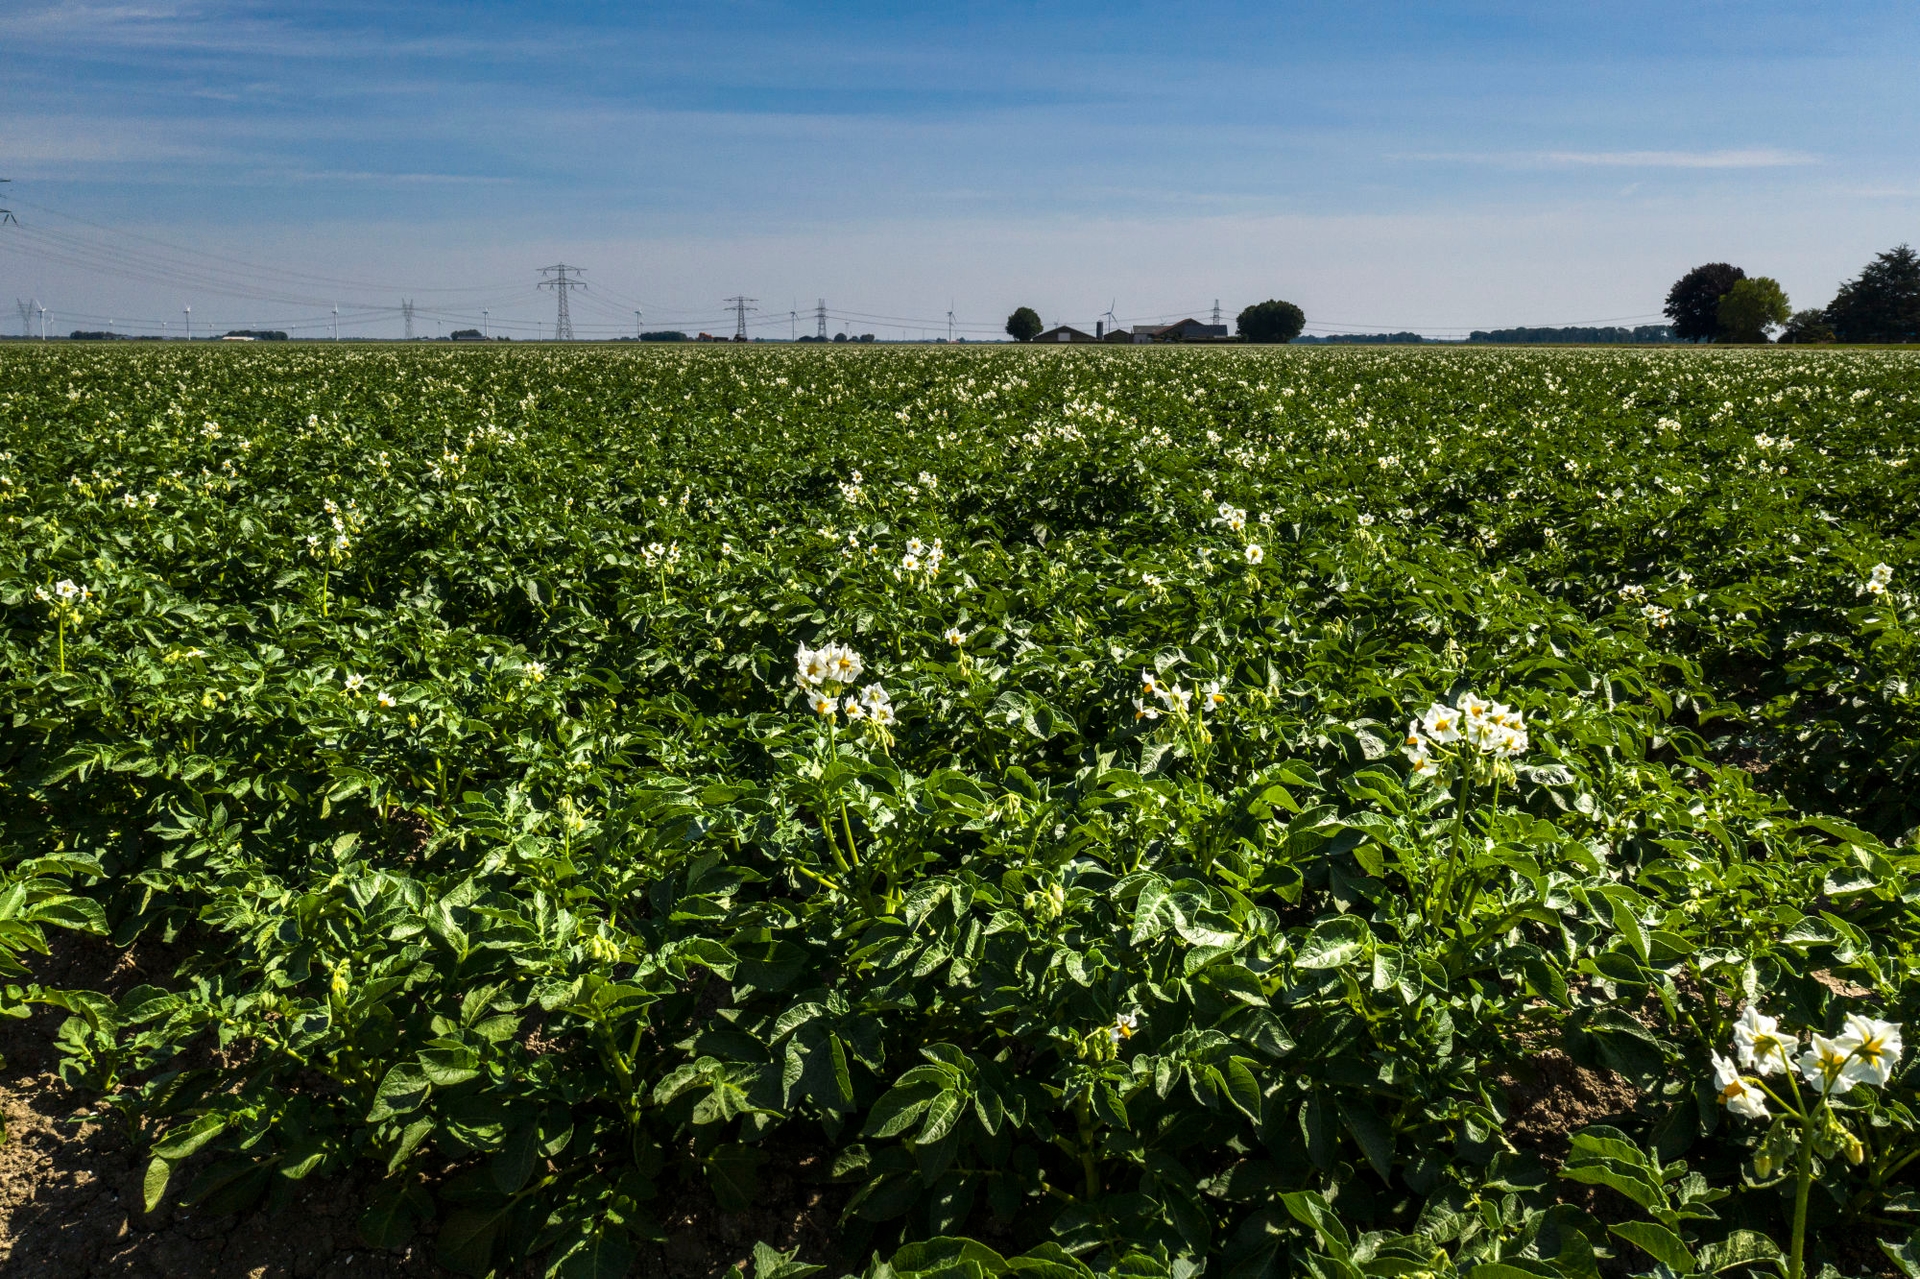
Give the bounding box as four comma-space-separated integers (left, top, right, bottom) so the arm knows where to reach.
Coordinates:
1609, 1222, 1696, 1274
1336, 1097, 1395, 1182
708, 1143, 768, 1212
1280, 1190, 1351, 1260
436, 1206, 506, 1276
1295, 916, 1372, 970
1224, 1057, 1264, 1124
151, 1112, 226, 1161
358, 1182, 429, 1249
752, 1241, 826, 1279
917, 1089, 967, 1144
1698, 1230, 1783, 1275
493, 1119, 539, 1194
1880, 1229, 1920, 1279
556, 1226, 636, 1279
143, 1155, 172, 1213
367, 1063, 431, 1122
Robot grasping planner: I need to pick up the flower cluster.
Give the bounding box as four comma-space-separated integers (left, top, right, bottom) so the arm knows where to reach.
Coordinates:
1132, 670, 1225, 726
899, 537, 945, 578
1863, 562, 1893, 596
34, 578, 93, 625
1643, 603, 1673, 628
307, 498, 361, 566
1712, 1006, 1904, 1122
796, 642, 896, 729
642, 541, 683, 571
1403, 692, 1529, 778
1213, 501, 1247, 533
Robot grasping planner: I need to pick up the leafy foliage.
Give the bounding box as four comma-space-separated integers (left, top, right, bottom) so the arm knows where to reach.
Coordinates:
1826, 243, 1920, 345
2, 344, 1920, 1276
1234, 301, 1305, 345
1716, 278, 1790, 344
1665, 263, 1746, 343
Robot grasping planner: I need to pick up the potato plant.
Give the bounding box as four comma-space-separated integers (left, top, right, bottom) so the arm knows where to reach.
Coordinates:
3, 343, 1920, 1276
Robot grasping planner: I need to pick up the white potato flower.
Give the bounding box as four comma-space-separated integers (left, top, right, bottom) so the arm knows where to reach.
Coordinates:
1732, 1006, 1793, 1076
1108, 1012, 1139, 1045
1132, 697, 1160, 722
376, 690, 396, 708
1244, 544, 1264, 565
795, 644, 833, 687
1798, 1034, 1857, 1096
944, 626, 966, 645
1712, 1052, 1770, 1120
823, 643, 864, 683
1204, 680, 1226, 708
807, 689, 837, 717
524, 661, 547, 683
1837, 1014, 1903, 1087
1421, 703, 1463, 743
344, 673, 366, 693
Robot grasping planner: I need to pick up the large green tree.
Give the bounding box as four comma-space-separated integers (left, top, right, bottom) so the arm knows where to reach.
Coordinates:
1716, 277, 1790, 343
1777, 309, 1834, 345
1663, 262, 1746, 342
1236, 299, 1306, 344
1004, 307, 1043, 342
1826, 244, 1920, 344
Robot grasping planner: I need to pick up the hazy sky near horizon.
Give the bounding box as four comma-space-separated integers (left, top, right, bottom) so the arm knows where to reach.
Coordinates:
2, 1, 1917, 339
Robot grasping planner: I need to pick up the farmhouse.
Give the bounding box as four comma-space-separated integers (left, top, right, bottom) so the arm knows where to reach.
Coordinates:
1130, 318, 1231, 343
1031, 324, 1100, 343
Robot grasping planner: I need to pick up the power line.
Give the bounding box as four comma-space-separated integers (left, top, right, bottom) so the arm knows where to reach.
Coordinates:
537, 264, 586, 341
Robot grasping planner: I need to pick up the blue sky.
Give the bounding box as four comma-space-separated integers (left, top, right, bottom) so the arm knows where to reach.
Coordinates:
2, 1, 1916, 338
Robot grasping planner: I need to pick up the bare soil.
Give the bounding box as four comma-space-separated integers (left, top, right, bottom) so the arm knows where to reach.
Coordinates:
1498, 1048, 1640, 1164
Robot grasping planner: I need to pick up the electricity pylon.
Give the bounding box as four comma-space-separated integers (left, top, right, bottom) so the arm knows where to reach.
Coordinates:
537, 265, 586, 340
724, 296, 757, 342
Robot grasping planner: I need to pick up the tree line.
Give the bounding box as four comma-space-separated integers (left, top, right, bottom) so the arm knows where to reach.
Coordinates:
1665, 245, 1920, 344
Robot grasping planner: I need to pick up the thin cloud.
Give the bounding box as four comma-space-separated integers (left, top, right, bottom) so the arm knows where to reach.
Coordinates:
1399, 148, 1817, 169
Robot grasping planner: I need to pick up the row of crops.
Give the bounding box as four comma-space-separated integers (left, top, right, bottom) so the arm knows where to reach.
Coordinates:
3, 342, 1920, 1277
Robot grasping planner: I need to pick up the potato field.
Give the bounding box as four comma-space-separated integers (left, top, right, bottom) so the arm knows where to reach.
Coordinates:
6, 342, 1920, 1278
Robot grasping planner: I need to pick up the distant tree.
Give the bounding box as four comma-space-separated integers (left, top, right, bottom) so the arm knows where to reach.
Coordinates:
1236, 300, 1306, 344
1716, 277, 1790, 343
1826, 244, 1920, 344
1005, 307, 1043, 342
639, 330, 689, 342
1664, 263, 1746, 342
1778, 309, 1835, 345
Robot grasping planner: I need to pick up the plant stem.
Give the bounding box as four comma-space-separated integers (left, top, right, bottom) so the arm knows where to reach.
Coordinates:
1791, 1101, 1816, 1279
1074, 1090, 1100, 1200
840, 801, 860, 869
818, 811, 850, 874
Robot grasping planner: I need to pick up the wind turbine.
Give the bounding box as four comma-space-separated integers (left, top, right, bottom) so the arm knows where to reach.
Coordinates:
1102, 300, 1119, 337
